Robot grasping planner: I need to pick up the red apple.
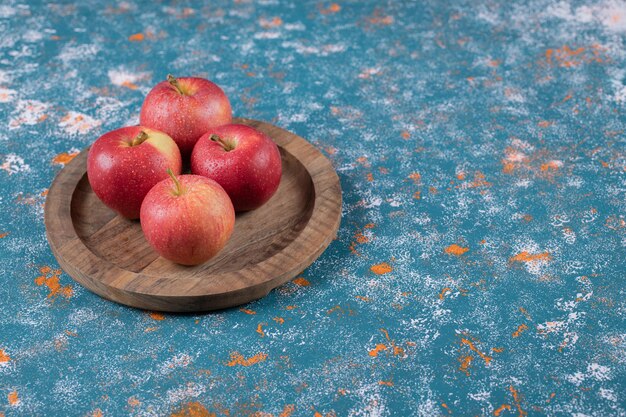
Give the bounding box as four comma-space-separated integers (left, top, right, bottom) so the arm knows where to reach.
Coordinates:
139, 74, 232, 156
191, 124, 282, 211
87, 126, 182, 219
140, 170, 235, 265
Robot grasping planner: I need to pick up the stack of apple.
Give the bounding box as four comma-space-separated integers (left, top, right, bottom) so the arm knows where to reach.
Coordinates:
87, 75, 282, 265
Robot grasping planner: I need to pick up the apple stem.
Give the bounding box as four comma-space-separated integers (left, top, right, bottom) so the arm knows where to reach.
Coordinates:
167, 168, 183, 196
131, 131, 149, 146
210, 134, 234, 151
167, 74, 184, 95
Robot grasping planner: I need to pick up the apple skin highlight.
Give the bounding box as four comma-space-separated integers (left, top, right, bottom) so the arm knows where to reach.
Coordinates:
139, 75, 232, 157
87, 126, 182, 219
191, 124, 282, 212
140, 173, 235, 266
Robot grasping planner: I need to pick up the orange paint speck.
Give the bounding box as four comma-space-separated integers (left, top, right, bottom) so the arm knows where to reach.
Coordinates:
408, 172, 421, 183
366, 172, 374, 182
350, 224, 374, 255
540, 160, 562, 171
92, 410, 103, 417
285, 305, 297, 310
52, 151, 79, 165
354, 231, 369, 244
510, 252, 552, 263
0, 349, 10, 363
459, 355, 473, 375
519, 307, 532, 320
292, 277, 310, 286
512, 324, 528, 338
468, 171, 492, 188
128, 397, 141, 407
368, 10, 394, 25
378, 328, 405, 357
509, 385, 527, 417
545, 44, 606, 68
260, 16, 283, 28
370, 262, 393, 275
378, 380, 393, 386
321, 3, 341, 14
256, 323, 266, 337
401, 131, 410, 139
128, 33, 144, 41
8, 391, 19, 406
439, 287, 452, 300
149, 312, 165, 321
170, 402, 214, 417
369, 343, 388, 357
494, 404, 512, 416
327, 305, 341, 315
0, 232, 8, 239
226, 351, 268, 367
461, 338, 492, 364
445, 244, 469, 256
34, 266, 73, 299
54, 336, 67, 352
121, 80, 139, 90
239, 308, 256, 315
502, 161, 516, 174
355, 295, 371, 302
273, 317, 285, 324
279, 404, 295, 417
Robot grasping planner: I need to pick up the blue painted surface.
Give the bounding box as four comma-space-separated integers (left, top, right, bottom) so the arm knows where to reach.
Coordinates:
0, 1, 625, 416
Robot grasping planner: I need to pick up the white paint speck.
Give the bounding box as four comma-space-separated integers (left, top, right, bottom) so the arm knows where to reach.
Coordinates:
599, 388, 618, 402
1, 154, 30, 175
58, 111, 101, 135
107, 68, 151, 87
0, 87, 16, 103
8, 99, 49, 129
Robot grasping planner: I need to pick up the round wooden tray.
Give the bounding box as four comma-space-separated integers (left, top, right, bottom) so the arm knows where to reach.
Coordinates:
44, 118, 342, 312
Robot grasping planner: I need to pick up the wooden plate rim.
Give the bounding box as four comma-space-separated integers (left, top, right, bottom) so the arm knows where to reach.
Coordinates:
44, 118, 342, 301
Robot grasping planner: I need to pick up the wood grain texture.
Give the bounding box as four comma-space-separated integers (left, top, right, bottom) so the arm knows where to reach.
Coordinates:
44, 118, 342, 312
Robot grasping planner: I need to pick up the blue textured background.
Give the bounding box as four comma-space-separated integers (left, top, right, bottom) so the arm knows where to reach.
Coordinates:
1, 1, 625, 416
